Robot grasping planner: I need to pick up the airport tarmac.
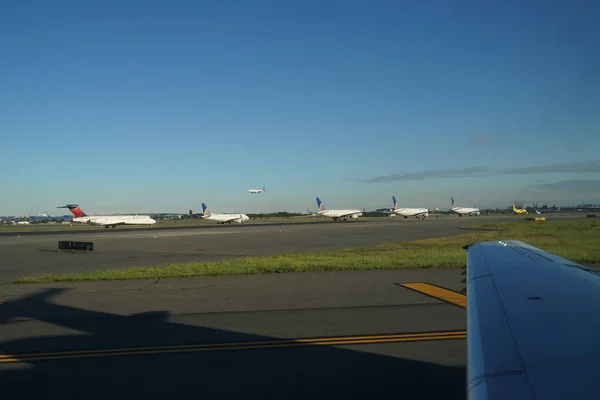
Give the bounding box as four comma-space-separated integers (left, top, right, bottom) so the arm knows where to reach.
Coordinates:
0, 213, 582, 283
0, 269, 467, 399
0, 213, 589, 398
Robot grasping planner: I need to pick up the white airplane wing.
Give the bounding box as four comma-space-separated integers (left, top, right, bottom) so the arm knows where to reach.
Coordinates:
465, 240, 600, 399
335, 211, 361, 218
213, 215, 243, 223
97, 220, 127, 226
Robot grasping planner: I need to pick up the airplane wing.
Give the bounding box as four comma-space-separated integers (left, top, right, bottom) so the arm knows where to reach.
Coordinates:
335, 211, 361, 218
96, 220, 127, 226
465, 240, 600, 399
219, 215, 243, 223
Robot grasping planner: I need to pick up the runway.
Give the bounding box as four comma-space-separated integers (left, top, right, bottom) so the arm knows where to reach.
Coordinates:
0, 269, 467, 399
0, 214, 581, 283
0, 213, 587, 398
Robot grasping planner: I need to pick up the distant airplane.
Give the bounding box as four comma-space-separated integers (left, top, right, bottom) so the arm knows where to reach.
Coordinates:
201, 203, 249, 224
512, 203, 529, 215
58, 204, 156, 228
392, 196, 429, 220
315, 197, 362, 221
450, 197, 480, 216
248, 186, 265, 194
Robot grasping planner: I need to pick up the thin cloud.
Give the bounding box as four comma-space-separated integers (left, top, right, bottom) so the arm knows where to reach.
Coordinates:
363, 159, 600, 183
501, 159, 600, 175
530, 179, 600, 191
362, 166, 491, 183
469, 134, 490, 143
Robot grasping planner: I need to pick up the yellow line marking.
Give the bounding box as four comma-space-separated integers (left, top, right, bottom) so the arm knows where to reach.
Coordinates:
400, 283, 467, 308
0, 330, 465, 363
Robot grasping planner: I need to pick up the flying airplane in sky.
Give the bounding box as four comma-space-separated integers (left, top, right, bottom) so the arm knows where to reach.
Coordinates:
58, 204, 156, 228
465, 240, 600, 399
201, 203, 250, 224
512, 203, 529, 215
391, 196, 429, 220
315, 197, 362, 221
248, 186, 265, 194
450, 197, 480, 216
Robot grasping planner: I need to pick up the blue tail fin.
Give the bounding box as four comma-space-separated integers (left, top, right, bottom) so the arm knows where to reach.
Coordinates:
316, 197, 326, 212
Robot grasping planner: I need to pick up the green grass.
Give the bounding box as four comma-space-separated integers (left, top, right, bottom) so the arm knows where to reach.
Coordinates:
11, 220, 600, 284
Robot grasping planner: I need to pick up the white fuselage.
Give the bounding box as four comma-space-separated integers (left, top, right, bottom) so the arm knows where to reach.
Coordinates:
318, 209, 363, 220
204, 213, 250, 224
73, 215, 156, 226
451, 207, 480, 216
394, 208, 429, 218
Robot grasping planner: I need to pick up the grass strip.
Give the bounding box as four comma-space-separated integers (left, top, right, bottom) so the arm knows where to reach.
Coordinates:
12, 220, 600, 283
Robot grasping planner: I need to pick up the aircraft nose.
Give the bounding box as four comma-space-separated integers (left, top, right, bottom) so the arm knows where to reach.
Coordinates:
150, 218, 156, 224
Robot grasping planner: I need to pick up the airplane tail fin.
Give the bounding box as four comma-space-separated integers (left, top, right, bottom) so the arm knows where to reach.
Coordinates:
451, 197, 456, 209
263, 186, 266, 192
201, 203, 212, 217
58, 204, 87, 218
316, 197, 326, 212
392, 196, 399, 210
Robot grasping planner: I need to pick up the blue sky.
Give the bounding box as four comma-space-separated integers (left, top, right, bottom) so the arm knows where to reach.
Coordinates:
1, 0, 599, 215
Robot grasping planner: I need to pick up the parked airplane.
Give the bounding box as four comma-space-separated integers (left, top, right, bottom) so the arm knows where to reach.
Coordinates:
58, 204, 156, 228
201, 203, 249, 224
465, 240, 600, 399
392, 196, 429, 220
512, 203, 528, 215
315, 197, 362, 221
450, 197, 480, 216
248, 186, 265, 194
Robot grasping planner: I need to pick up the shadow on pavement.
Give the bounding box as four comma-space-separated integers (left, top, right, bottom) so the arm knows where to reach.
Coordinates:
0, 288, 466, 399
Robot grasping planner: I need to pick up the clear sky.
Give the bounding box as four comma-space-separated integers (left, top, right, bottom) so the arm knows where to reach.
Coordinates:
1, 0, 599, 215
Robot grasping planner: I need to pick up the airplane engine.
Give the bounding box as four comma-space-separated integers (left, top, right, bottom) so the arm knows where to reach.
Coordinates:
351, 214, 360, 219
89, 218, 106, 225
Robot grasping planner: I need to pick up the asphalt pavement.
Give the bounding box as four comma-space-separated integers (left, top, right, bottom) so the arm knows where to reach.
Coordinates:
0, 214, 575, 282
0, 269, 467, 399
0, 213, 586, 398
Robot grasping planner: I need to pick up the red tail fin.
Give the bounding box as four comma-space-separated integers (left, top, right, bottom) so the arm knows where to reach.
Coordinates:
60, 204, 87, 218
